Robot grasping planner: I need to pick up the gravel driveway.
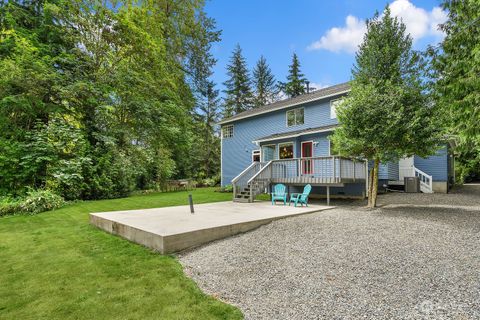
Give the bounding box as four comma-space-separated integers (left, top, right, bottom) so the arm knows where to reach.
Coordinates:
179, 186, 480, 319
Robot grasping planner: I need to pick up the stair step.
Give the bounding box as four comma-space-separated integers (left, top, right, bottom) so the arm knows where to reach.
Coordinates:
233, 198, 251, 203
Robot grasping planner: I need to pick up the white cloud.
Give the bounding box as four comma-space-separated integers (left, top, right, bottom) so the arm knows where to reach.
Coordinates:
307, 0, 447, 54
308, 82, 330, 91
307, 15, 366, 53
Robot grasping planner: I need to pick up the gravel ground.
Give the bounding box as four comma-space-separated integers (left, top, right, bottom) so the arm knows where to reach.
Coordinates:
179, 186, 480, 319
376, 184, 480, 207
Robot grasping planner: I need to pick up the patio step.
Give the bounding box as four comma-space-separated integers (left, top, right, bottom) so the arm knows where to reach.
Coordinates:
233, 197, 251, 203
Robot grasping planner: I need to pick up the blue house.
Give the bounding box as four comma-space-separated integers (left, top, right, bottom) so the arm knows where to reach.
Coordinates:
219, 82, 454, 202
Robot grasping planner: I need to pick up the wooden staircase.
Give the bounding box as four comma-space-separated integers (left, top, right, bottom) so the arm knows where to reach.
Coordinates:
233, 179, 270, 203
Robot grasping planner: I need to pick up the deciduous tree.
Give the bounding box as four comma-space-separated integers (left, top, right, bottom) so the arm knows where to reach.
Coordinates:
332, 7, 440, 207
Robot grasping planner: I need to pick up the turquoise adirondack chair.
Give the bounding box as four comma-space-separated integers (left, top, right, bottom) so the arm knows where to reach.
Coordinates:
271, 184, 287, 205
289, 184, 312, 207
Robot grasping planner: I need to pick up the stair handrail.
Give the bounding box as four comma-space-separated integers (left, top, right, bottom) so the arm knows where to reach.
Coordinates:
247, 161, 272, 184
232, 162, 263, 199
232, 162, 258, 183
247, 161, 273, 202
414, 166, 433, 193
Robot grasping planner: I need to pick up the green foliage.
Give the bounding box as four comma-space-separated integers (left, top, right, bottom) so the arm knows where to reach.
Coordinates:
0, 189, 65, 216
223, 44, 253, 117
332, 7, 440, 207
279, 53, 308, 98
253, 55, 278, 107
0, 1, 221, 199
0, 188, 242, 319
190, 81, 221, 180
429, 0, 480, 182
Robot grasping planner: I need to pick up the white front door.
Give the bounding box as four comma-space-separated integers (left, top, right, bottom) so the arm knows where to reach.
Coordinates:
399, 156, 414, 180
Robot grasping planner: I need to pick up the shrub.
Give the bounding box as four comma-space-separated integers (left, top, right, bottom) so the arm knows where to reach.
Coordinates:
0, 190, 65, 217
215, 184, 233, 193
203, 178, 217, 187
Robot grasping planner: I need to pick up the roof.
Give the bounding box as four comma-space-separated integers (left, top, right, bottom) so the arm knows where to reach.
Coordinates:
218, 82, 350, 125
253, 124, 338, 144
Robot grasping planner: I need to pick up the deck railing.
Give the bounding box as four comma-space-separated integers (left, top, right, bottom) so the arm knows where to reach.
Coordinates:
414, 167, 433, 193
266, 156, 366, 183
232, 156, 367, 201
231, 161, 267, 199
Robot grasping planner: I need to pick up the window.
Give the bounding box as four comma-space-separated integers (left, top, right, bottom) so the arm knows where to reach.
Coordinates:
222, 124, 234, 139
279, 142, 294, 159
252, 150, 260, 162
330, 99, 343, 119
262, 145, 276, 162
286, 107, 304, 127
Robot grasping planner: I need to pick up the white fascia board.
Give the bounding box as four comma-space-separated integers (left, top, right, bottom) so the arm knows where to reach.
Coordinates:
252, 126, 337, 144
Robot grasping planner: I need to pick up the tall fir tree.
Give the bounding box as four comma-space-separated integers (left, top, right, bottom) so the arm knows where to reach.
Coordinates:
193, 81, 221, 179
280, 53, 308, 98
429, 0, 480, 181
252, 55, 278, 107
222, 44, 253, 117
332, 7, 440, 207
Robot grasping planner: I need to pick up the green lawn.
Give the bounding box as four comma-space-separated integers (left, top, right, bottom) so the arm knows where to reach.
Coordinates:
0, 188, 242, 320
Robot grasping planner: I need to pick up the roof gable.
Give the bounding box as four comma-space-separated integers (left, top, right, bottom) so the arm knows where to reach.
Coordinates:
218, 82, 350, 125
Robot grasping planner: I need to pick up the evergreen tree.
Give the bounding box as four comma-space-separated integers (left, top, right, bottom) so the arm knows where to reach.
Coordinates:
280, 53, 308, 98
332, 7, 440, 208
252, 55, 278, 107
193, 81, 221, 179
429, 0, 480, 182
222, 44, 253, 117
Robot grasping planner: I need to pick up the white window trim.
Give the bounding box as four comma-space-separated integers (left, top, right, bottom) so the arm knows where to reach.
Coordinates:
330, 98, 343, 119
286, 107, 305, 127
252, 149, 261, 162
221, 124, 234, 139
278, 141, 295, 159
261, 144, 277, 162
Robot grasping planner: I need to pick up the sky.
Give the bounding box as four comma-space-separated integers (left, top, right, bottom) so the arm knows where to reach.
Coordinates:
205, 0, 447, 92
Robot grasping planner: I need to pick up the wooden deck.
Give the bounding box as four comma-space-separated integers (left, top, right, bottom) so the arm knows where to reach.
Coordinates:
232, 156, 368, 203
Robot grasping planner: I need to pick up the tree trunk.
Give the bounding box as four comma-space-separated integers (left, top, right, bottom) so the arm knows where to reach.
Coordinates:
367, 164, 374, 207
368, 158, 380, 208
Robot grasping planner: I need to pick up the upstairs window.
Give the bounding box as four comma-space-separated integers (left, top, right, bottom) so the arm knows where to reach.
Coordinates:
330, 99, 343, 119
286, 107, 304, 127
222, 124, 234, 139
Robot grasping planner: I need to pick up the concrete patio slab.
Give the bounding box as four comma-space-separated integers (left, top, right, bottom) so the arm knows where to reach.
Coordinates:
90, 201, 332, 254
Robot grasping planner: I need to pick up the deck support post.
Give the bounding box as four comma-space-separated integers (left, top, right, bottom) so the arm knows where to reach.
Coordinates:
353, 160, 356, 182
365, 159, 369, 198
326, 186, 330, 206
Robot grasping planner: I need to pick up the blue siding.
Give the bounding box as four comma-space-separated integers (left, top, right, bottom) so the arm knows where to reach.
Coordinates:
388, 161, 399, 180
370, 161, 398, 180
378, 163, 388, 180
414, 145, 448, 181
221, 96, 340, 186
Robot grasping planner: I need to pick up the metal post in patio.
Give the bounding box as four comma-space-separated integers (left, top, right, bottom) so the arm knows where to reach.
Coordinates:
326, 186, 330, 206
